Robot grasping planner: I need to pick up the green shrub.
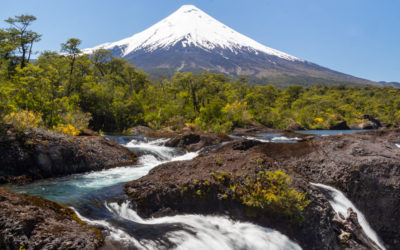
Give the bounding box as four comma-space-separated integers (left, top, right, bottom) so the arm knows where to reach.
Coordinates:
238, 170, 310, 218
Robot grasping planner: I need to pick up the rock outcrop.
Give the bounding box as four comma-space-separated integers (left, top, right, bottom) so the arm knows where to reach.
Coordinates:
332, 208, 381, 250
349, 115, 382, 130
0, 187, 103, 249
165, 132, 231, 151
281, 129, 400, 249
127, 126, 155, 136
329, 121, 350, 130
0, 125, 136, 184
125, 139, 341, 249
287, 123, 305, 131
125, 129, 400, 249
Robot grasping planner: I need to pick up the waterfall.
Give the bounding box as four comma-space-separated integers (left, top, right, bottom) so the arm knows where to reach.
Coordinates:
8, 138, 199, 203
81, 201, 303, 250
12, 136, 303, 249
311, 183, 385, 250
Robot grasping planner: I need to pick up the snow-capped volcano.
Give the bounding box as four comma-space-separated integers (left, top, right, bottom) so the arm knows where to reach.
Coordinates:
83, 5, 299, 62
83, 5, 375, 86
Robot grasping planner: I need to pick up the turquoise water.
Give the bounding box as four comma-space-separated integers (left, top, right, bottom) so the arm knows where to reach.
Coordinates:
296, 129, 369, 137
7, 137, 196, 204
230, 134, 301, 143
6, 136, 303, 249
230, 130, 368, 144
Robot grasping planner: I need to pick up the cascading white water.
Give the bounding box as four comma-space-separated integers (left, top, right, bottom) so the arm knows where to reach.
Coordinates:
311, 183, 385, 250
395, 143, 400, 148
75, 138, 200, 189
72, 208, 146, 249
89, 201, 302, 250
242, 135, 301, 143
8, 138, 199, 202
13, 137, 303, 249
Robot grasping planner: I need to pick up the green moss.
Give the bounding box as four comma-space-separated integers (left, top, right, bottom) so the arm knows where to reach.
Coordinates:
256, 158, 265, 165
215, 157, 223, 166
340, 232, 351, 244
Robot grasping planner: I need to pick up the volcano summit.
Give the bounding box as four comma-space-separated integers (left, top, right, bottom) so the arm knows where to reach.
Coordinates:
83, 5, 375, 86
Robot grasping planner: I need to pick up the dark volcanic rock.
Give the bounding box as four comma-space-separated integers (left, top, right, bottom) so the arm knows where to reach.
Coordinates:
126, 129, 400, 249
0, 187, 103, 249
231, 126, 279, 136
78, 128, 99, 136
0, 126, 136, 184
349, 121, 378, 130
331, 208, 381, 250
125, 140, 340, 249
288, 123, 305, 131
329, 121, 350, 130
273, 129, 400, 249
350, 116, 382, 130
127, 125, 155, 136
165, 132, 231, 151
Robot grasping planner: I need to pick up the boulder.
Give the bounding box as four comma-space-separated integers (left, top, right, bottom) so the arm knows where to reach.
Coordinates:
350, 116, 382, 130
288, 123, 305, 131
0, 187, 103, 249
0, 126, 136, 184
331, 208, 381, 250
127, 126, 154, 136
165, 132, 232, 151
78, 128, 99, 136
349, 121, 378, 130
329, 121, 350, 130
231, 126, 278, 136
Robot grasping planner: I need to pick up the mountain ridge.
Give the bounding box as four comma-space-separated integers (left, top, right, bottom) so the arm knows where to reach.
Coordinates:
83, 5, 378, 86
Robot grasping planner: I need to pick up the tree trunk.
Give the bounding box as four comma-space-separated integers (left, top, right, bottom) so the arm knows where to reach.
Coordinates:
66, 55, 76, 96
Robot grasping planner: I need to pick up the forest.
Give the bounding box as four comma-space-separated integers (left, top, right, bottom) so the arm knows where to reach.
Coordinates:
1, 15, 400, 134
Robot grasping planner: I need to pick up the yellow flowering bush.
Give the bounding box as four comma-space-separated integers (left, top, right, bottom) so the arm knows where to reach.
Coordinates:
3, 110, 43, 130
52, 124, 80, 136
208, 169, 310, 222
314, 117, 324, 123
239, 170, 310, 216
222, 101, 252, 127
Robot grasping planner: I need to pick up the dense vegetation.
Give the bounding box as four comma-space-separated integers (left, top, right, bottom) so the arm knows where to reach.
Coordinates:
1, 15, 399, 134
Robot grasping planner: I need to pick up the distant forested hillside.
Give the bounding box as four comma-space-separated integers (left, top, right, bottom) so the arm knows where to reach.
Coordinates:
1, 15, 399, 134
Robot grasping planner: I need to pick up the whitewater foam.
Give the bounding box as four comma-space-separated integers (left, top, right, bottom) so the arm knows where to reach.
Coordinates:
103, 201, 302, 250
311, 183, 385, 250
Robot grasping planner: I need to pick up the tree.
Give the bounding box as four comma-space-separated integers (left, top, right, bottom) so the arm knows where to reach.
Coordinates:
61, 38, 81, 96
5, 15, 41, 68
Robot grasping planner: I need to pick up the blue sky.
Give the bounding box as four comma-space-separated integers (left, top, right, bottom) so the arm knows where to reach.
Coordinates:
1, 0, 399, 82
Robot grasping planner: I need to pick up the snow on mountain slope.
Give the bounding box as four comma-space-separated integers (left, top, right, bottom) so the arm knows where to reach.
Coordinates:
82, 5, 300, 62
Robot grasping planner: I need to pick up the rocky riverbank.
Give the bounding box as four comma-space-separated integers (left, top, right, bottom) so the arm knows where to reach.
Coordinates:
0, 125, 136, 184
0, 187, 103, 249
125, 129, 400, 249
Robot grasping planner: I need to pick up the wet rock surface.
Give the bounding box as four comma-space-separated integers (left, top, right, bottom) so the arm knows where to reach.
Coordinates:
0, 126, 136, 184
126, 129, 400, 249
329, 121, 350, 130
125, 140, 339, 249
332, 208, 381, 250
165, 132, 232, 151
231, 125, 279, 136
283, 129, 400, 249
0, 187, 103, 249
127, 125, 155, 136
